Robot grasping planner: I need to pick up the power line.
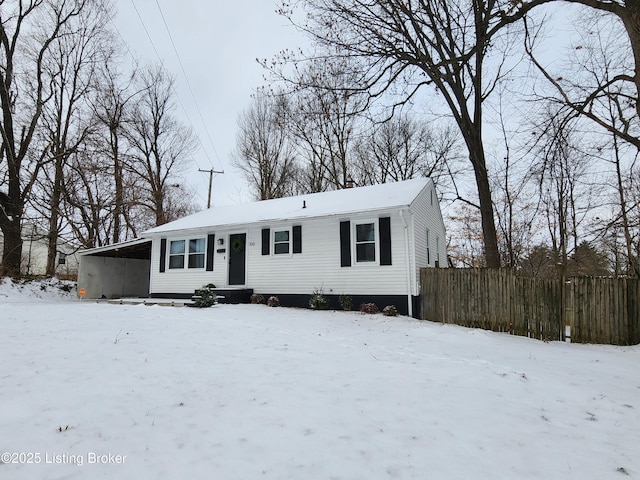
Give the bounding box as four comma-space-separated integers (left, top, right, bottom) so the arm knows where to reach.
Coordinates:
129, 0, 163, 65
126, 0, 210, 205
153, 0, 223, 172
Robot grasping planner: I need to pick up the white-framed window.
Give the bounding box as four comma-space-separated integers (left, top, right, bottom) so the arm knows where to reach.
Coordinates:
436, 236, 441, 266
169, 240, 185, 269
354, 220, 377, 264
273, 228, 291, 255
426, 229, 431, 265
188, 238, 206, 268
168, 237, 206, 269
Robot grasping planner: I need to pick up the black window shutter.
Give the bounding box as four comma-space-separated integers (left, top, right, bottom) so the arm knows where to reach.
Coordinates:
261, 228, 270, 255
159, 238, 167, 272
293, 225, 302, 254
206, 234, 215, 271
339, 221, 351, 267
379, 217, 392, 265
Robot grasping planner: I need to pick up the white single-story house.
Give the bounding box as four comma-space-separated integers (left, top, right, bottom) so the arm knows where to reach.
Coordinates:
77, 177, 446, 316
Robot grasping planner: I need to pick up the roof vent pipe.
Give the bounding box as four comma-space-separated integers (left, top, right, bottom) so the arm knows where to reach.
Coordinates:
303, 200, 307, 209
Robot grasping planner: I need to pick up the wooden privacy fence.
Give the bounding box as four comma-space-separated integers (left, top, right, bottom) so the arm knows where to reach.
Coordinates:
420, 268, 640, 345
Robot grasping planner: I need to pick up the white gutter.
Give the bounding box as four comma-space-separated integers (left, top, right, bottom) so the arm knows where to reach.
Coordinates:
399, 209, 413, 317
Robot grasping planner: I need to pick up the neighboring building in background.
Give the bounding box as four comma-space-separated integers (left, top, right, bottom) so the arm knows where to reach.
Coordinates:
0, 224, 80, 277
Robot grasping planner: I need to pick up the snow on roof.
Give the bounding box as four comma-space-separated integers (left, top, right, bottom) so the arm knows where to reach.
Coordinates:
143, 178, 431, 236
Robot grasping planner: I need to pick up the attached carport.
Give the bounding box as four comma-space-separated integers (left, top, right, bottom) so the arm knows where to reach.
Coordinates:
77, 238, 152, 299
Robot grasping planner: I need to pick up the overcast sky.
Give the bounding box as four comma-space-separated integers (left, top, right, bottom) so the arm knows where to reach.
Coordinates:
113, 1, 304, 208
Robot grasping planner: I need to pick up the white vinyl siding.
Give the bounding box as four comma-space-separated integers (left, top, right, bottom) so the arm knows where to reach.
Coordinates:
150, 235, 217, 295
412, 180, 447, 281
246, 213, 407, 295
148, 179, 445, 298
149, 216, 409, 296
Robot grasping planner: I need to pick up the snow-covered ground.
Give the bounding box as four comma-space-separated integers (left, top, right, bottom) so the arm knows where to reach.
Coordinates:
1, 279, 639, 479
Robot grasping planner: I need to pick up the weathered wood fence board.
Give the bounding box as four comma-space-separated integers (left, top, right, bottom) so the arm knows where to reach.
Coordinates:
420, 268, 640, 345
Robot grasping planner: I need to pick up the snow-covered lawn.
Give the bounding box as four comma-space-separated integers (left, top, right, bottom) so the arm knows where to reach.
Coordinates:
1, 279, 639, 479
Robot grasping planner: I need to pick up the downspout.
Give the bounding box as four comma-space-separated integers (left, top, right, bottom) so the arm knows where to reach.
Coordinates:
399, 209, 413, 317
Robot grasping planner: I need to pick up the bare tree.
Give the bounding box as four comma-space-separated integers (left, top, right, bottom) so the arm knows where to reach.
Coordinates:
233, 93, 298, 200
446, 201, 487, 268
124, 65, 197, 227
272, 0, 545, 267
533, 111, 593, 270
353, 112, 459, 192
58, 49, 146, 250
283, 57, 366, 192
62, 145, 113, 248
0, 0, 87, 276
548, 0, 640, 118
595, 93, 640, 277
593, 130, 640, 277
92, 63, 141, 244
31, 0, 113, 275
490, 89, 540, 269
523, 12, 639, 151
524, 10, 639, 276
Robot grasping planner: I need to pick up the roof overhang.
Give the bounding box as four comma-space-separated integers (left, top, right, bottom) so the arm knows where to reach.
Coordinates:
78, 238, 152, 259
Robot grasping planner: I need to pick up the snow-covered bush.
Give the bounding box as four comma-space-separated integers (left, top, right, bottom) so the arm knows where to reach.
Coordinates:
382, 305, 399, 317
267, 296, 280, 307
250, 294, 265, 304
0, 277, 76, 301
339, 294, 352, 311
359, 303, 379, 314
193, 284, 218, 308
309, 288, 329, 310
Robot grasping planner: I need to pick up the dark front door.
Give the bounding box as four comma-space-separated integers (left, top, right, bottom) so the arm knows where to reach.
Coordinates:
228, 233, 246, 285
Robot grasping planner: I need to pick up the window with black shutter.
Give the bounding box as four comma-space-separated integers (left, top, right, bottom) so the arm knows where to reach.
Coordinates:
340, 221, 351, 267
261, 228, 270, 255
293, 225, 302, 254
379, 217, 392, 265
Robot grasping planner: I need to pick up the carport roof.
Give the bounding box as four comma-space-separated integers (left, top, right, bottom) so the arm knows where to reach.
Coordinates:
78, 238, 151, 259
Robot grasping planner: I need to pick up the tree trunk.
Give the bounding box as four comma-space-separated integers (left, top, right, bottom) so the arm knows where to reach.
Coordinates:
1, 216, 23, 277
0, 143, 25, 276
613, 136, 638, 276
461, 106, 501, 268
469, 143, 501, 268
621, 2, 640, 117
45, 157, 64, 276
112, 127, 124, 244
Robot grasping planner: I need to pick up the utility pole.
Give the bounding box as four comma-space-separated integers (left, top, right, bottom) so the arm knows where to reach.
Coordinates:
199, 168, 224, 208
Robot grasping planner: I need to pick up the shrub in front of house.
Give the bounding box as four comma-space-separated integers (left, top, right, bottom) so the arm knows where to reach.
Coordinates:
193, 284, 217, 308
309, 288, 329, 310
359, 303, 379, 314
267, 296, 280, 307
382, 305, 399, 317
250, 294, 265, 304
338, 294, 352, 311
